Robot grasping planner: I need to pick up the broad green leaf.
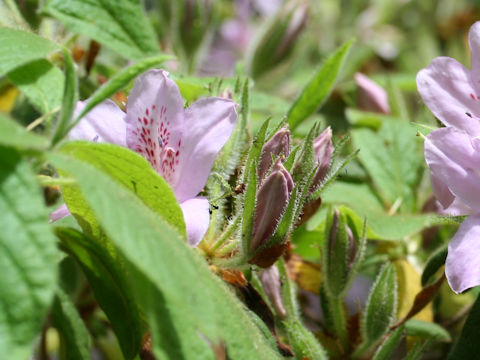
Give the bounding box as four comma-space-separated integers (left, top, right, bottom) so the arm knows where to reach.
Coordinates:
372, 326, 404, 360
52, 48, 77, 146
421, 243, 447, 286
52, 288, 91, 360
352, 119, 423, 210
0, 147, 58, 358
0, 113, 49, 150
405, 319, 450, 342
49, 153, 281, 360
283, 319, 327, 360
7, 59, 64, 114
59, 142, 185, 236
42, 0, 159, 59
66, 55, 172, 139
361, 264, 397, 346
447, 295, 480, 360
55, 227, 142, 360
0, 27, 59, 75
287, 39, 354, 129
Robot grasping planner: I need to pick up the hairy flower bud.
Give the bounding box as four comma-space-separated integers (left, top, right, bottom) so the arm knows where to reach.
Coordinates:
249, 160, 293, 267
310, 127, 333, 192
259, 266, 287, 319
323, 209, 362, 297
354, 73, 390, 114
258, 126, 290, 182
247, 0, 309, 79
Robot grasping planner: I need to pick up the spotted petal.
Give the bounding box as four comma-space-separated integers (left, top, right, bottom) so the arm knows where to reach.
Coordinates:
417, 57, 480, 137
425, 127, 480, 211
173, 97, 237, 203
70, 100, 127, 145
180, 197, 210, 246
126, 69, 184, 175
446, 214, 480, 293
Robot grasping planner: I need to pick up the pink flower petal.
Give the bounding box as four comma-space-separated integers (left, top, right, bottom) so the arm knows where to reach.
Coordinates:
173, 97, 237, 203
70, 100, 127, 146
416, 57, 480, 137
126, 70, 184, 176
354, 73, 390, 114
50, 203, 70, 222
430, 172, 455, 209
425, 127, 480, 211
446, 214, 480, 293
469, 21, 480, 82
180, 197, 210, 246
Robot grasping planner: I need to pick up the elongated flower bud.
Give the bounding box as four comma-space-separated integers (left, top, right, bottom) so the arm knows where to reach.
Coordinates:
259, 266, 287, 319
247, 0, 309, 79
354, 73, 390, 114
323, 209, 361, 297
258, 126, 290, 182
251, 160, 294, 252
310, 127, 333, 192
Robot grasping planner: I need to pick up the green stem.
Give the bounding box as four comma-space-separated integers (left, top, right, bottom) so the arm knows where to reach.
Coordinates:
210, 217, 240, 253
329, 294, 348, 351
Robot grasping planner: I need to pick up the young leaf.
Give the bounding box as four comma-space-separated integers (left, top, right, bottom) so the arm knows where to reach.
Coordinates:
0, 147, 58, 358
447, 295, 480, 360
287, 39, 354, 129
404, 319, 451, 342
48, 153, 282, 359
52, 289, 91, 360
361, 263, 397, 347
421, 243, 447, 286
7, 59, 64, 114
42, 0, 159, 59
0, 113, 49, 150
0, 27, 59, 75
55, 227, 142, 360
372, 326, 404, 360
283, 319, 328, 360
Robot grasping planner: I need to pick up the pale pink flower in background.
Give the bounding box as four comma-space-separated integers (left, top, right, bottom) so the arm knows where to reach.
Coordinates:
52, 69, 238, 246
354, 73, 390, 114
417, 21, 480, 293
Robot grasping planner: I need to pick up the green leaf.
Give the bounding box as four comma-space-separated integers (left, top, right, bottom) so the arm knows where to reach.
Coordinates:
0, 27, 59, 76
405, 319, 451, 342
55, 227, 142, 360
52, 48, 77, 146
0, 113, 49, 150
0, 147, 58, 358
421, 243, 448, 286
59, 142, 185, 236
49, 153, 282, 359
352, 119, 423, 210
7, 59, 64, 114
52, 288, 91, 360
42, 0, 159, 59
283, 319, 328, 360
64, 55, 171, 141
448, 295, 480, 360
372, 326, 404, 360
287, 39, 354, 129
361, 263, 397, 346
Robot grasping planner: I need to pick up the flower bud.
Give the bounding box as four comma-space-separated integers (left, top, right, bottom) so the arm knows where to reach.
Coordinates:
258, 126, 290, 182
323, 209, 360, 297
247, 0, 309, 79
354, 73, 390, 114
249, 160, 293, 267
259, 266, 287, 319
310, 127, 333, 192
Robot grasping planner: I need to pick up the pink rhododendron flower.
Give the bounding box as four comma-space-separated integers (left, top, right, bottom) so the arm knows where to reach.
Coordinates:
417, 21, 480, 293
54, 69, 237, 246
